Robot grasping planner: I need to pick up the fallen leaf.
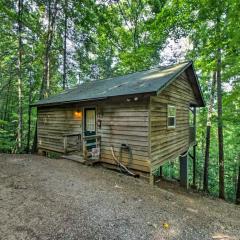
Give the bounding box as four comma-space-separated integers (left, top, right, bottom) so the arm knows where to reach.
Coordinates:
163, 223, 170, 229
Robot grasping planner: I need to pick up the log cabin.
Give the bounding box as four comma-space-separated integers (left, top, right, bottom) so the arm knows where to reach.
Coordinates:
32, 61, 205, 185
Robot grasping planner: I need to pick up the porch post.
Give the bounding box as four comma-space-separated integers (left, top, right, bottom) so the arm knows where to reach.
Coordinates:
179, 153, 188, 189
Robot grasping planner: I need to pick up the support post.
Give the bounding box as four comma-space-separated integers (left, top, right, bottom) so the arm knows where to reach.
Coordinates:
179, 154, 188, 189
159, 166, 163, 178
192, 145, 196, 188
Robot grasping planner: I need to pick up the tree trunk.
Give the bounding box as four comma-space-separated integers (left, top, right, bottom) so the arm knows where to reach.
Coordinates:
17, 0, 23, 152
27, 71, 33, 153
63, 0, 68, 90
236, 162, 240, 204
40, 0, 58, 99
3, 78, 12, 121
34, 0, 58, 152
216, 48, 225, 199
32, 122, 38, 153
192, 107, 197, 188
203, 71, 216, 192
200, 130, 205, 189
192, 145, 196, 188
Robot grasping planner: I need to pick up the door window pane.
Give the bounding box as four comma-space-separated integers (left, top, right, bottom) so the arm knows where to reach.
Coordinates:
86, 110, 96, 132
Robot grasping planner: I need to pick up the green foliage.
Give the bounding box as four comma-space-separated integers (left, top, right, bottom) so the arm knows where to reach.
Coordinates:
0, 0, 239, 202
0, 119, 16, 152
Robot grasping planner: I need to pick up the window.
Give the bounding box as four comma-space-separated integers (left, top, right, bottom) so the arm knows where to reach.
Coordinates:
86, 109, 96, 132
167, 105, 176, 128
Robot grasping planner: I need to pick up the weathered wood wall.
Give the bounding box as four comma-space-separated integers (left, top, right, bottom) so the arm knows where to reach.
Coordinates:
37, 97, 151, 172
37, 106, 82, 153
150, 72, 198, 172
37, 72, 197, 174
98, 98, 150, 172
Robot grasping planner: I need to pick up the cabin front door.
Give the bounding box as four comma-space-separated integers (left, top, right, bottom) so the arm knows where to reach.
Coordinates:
84, 108, 96, 150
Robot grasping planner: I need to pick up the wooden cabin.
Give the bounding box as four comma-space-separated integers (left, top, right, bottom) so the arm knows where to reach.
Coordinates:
33, 61, 205, 184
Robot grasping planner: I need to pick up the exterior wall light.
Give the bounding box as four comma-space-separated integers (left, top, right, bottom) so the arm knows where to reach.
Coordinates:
74, 111, 82, 119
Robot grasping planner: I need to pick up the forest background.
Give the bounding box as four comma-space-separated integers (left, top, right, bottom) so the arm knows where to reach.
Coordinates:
0, 0, 239, 203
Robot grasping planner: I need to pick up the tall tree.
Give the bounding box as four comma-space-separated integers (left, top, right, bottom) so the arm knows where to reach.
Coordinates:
40, 0, 58, 99
62, 0, 67, 90
236, 159, 240, 204
26, 67, 33, 153
203, 72, 216, 192
17, 0, 23, 151
215, 5, 225, 199
216, 47, 225, 199
184, 0, 232, 199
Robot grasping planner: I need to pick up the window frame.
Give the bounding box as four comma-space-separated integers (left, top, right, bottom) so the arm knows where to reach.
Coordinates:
85, 109, 96, 132
167, 105, 176, 129
84, 108, 96, 133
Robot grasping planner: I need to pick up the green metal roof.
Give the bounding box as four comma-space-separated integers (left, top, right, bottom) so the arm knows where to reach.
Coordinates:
33, 61, 205, 107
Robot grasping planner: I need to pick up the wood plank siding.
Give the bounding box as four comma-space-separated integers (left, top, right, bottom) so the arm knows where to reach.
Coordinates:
37, 97, 151, 172
37, 71, 199, 174
150, 72, 198, 173
97, 98, 150, 172
37, 106, 83, 153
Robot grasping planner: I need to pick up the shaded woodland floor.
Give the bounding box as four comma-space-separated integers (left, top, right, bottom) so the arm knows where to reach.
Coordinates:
0, 154, 239, 240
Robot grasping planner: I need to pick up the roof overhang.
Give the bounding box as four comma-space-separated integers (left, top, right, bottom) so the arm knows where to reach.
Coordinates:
31, 91, 156, 108
31, 61, 205, 108
30, 97, 107, 108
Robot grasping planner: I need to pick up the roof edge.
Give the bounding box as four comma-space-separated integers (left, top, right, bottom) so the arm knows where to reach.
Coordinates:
189, 63, 205, 107
156, 61, 205, 107
31, 91, 156, 108
156, 61, 192, 95
30, 97, 107, 107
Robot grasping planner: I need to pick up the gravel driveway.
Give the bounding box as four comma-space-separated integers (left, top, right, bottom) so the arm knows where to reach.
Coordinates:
0, 154, 239, 240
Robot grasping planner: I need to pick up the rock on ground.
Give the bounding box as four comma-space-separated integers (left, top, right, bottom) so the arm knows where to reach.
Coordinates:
0, 154, 239, 240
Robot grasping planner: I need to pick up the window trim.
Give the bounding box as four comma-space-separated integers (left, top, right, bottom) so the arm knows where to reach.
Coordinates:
167, 105, 176, 129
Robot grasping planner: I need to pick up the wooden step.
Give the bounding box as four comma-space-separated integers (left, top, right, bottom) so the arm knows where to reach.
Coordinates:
61, 154, 86, 164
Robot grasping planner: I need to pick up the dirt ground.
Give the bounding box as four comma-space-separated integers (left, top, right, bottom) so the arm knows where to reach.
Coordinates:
0, 154, 239, 240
